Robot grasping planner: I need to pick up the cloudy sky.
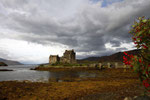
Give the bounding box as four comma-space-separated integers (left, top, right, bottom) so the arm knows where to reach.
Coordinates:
0, 0, 150, 64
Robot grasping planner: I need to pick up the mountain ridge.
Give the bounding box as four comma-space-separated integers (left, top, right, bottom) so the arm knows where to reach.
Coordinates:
0, 58, 22, 65
78, 49, 141, 62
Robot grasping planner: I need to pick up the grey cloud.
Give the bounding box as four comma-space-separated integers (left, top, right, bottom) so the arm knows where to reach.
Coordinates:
0, 0, 150, 59
115, 47, 127, 51
109, 40, 121, 47
0, 50, 10, 59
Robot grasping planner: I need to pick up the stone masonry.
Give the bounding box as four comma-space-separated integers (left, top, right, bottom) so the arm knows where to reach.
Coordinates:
49, 55, 60, 64
49, 49, 76, 64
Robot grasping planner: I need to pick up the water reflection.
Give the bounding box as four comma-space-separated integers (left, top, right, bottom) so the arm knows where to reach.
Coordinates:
49, 71, 97, 78
0, 65, 99, 82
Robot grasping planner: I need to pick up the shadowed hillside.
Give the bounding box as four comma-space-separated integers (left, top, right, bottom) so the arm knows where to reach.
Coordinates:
78, 49, 141, 63
0, 58, 22, 65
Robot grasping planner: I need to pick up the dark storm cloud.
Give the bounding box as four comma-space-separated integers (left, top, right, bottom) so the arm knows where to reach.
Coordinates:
0, 0, 150, 58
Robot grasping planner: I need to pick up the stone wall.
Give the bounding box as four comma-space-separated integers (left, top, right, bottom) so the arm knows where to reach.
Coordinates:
62, 50, 76, 63
89, 62, 127, 68
49, 55, 60, 64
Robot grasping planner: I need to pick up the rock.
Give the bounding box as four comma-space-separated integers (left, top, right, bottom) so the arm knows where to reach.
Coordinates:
124, 97, 133, 100
0, 69, 13, 71
0, 62, 8, 66
30, 68, 35, 70
133, 95, 150, 100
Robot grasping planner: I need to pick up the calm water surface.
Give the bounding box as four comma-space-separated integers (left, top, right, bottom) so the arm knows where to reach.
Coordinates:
0, 65, 98, 82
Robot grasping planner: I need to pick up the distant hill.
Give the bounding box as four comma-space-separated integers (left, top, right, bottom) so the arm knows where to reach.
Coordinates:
78, 49, 141, 63
0, 58, 22, 65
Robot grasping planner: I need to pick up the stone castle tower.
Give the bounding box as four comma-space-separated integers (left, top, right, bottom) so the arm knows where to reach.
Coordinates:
49, 55, 60, 64
49, 49, 76, 64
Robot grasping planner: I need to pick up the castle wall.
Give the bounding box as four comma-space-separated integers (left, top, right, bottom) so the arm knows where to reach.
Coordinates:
49, 50, 76, 64
63, 50, 76, 63
49, 55, 60, 64
60, 57, 69, 63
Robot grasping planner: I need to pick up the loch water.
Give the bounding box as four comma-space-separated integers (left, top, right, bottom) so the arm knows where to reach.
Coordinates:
0, 65, 99, 82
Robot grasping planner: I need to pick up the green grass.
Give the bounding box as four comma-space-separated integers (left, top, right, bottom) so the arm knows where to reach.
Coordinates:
38, 62, 88, 68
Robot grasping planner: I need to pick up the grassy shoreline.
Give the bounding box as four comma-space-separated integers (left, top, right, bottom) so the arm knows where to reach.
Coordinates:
33, 66, 101, 72
32, 63, 103, 71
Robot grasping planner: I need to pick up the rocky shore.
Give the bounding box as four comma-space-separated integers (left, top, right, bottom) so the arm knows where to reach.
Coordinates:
0, 68, 149, 100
